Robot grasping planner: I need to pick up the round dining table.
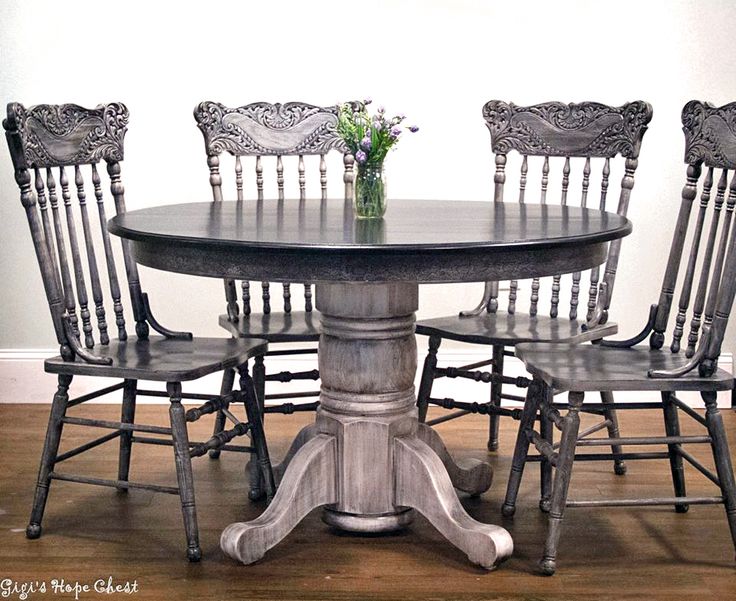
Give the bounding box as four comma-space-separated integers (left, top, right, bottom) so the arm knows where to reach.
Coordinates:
109, 197, 631, 569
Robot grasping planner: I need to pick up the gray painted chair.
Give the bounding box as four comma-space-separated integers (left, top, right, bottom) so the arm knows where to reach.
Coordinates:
4, 101, 274, 561
504, 100, 736, 574
416, 100, 653, 470
193, 100, 354, 499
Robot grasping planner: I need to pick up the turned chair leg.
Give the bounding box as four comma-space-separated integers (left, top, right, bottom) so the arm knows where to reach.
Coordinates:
502, 378, 543, 517
167, 382, 201, 562
487, 345, 504, 451
117, 379, 137, 488
540, 390, 584, 576
539, 386, 554, 513
601, 391, 627, 476
248, 356, 268, 501
239, 364, 276, 503
209, 368, 236, 460
702, 391, 736, 558
662, 391, 688, 513
417, 335, 441, 423
27, 374, 73, 539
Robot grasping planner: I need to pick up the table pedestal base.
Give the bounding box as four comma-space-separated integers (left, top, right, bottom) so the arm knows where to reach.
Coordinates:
221, 283, 513, 569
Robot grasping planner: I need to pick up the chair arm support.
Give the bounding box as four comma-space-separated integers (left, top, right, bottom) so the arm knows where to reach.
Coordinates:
598, 304, 658, 348
63, 315, 113, 365
142, 293, 193, 340
459, 281, 494, 317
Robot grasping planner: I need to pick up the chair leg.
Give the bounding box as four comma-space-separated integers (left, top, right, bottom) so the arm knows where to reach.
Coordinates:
540, 390, 584, 576
253, 355, 266, 412
239, 364, 276, 504
539, 386, 554, 513
601, 391, 627, 476
117, 379, 137, 489
167, 382, 201, 562
487, 345, 504, 451
702, 391, 736, 559
662, 391, 688, 513
502, 378, 543, 517
27, 374, 72, 539
209, 368, 236, 460
417, 335, 441, 423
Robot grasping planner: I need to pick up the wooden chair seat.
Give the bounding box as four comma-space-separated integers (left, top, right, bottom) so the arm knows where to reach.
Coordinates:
44, 336, 268, 381
516, 342, 734, 392
416, 313, 617, 346
219, 311, 320, 343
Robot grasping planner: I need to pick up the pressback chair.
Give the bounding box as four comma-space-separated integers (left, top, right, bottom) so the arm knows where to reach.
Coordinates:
504, 100, 736, 574
193, 101, 353, 496
4, 101, 275, 561
416, 100, 653, 461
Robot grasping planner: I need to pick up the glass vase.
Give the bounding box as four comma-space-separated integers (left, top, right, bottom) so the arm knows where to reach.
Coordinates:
354, 163, 387, 219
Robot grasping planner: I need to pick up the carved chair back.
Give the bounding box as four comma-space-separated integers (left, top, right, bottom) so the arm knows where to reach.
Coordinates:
648, 100, 736, 377
193, 101, 354, 320
3, 102, 147, 363
482, 100, 653, 324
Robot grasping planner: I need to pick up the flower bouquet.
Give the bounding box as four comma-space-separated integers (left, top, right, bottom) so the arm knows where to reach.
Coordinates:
337, 100, 418, 218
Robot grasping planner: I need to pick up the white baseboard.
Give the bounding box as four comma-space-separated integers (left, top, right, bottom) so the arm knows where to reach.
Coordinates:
0, 348, 732, 409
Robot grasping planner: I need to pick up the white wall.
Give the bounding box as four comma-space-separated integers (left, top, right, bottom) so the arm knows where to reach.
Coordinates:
1, 0, 735, 356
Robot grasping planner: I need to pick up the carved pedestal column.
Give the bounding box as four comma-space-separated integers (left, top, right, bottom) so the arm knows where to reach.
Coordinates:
221, 282, 512, 569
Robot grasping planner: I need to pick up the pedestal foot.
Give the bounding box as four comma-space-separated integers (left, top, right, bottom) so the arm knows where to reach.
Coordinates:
417, 423, 493, 496
272, 423, 318, 486
221, 434, 337, 565
394, 436, 513, 569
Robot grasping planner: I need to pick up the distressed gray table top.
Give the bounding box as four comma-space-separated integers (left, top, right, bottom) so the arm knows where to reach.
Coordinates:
108, 199, 631, 283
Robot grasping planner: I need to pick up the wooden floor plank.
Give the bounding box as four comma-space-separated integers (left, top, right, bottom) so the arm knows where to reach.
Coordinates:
0, 403, 735, 600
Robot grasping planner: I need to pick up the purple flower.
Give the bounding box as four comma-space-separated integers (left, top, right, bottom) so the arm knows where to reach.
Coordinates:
377, 105, 385, 113
355, 150, 367, 163
373, 120, 382, 130
360, 136, 372, 150
364, 98, 372, 105
390, 126, 402, 138
408, 125, 419, 133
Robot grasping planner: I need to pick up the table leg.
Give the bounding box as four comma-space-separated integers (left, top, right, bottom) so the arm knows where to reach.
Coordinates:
272, 423, 318, 486
220, 282, 512, 569
416, 423, 493, 496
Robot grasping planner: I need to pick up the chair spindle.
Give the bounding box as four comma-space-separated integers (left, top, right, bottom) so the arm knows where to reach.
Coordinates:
671, 167, 715, 352
687, 169, 729, 356
74, 165, 108, 345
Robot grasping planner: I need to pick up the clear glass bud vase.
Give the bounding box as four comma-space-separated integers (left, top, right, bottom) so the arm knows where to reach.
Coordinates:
354, 163, 387, 219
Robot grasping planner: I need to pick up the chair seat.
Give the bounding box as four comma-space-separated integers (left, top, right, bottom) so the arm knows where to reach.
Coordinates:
515, 342, 734, 392
415, 312, 617, 346
219, 311, 320, 343
45, 336, 268, 382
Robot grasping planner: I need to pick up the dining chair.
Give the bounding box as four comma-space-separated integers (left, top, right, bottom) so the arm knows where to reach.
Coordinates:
4, 101, 275, 561
193, 100, 354, 499
503, 100, 736, 574
416, 100, 653, 468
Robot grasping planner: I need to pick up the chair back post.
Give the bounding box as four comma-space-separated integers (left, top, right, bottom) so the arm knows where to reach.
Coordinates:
3, 101, 146, 362
482, 100, 652, 320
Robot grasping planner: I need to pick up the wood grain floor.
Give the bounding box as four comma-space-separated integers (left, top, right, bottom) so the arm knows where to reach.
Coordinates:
1, 401, 735, 601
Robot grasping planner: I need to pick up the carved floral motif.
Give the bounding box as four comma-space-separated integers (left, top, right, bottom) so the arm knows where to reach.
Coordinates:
483, 100, 652, 158
4, 102, 128, 168
682, 100, 736, 168
194, 101, 348, 156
